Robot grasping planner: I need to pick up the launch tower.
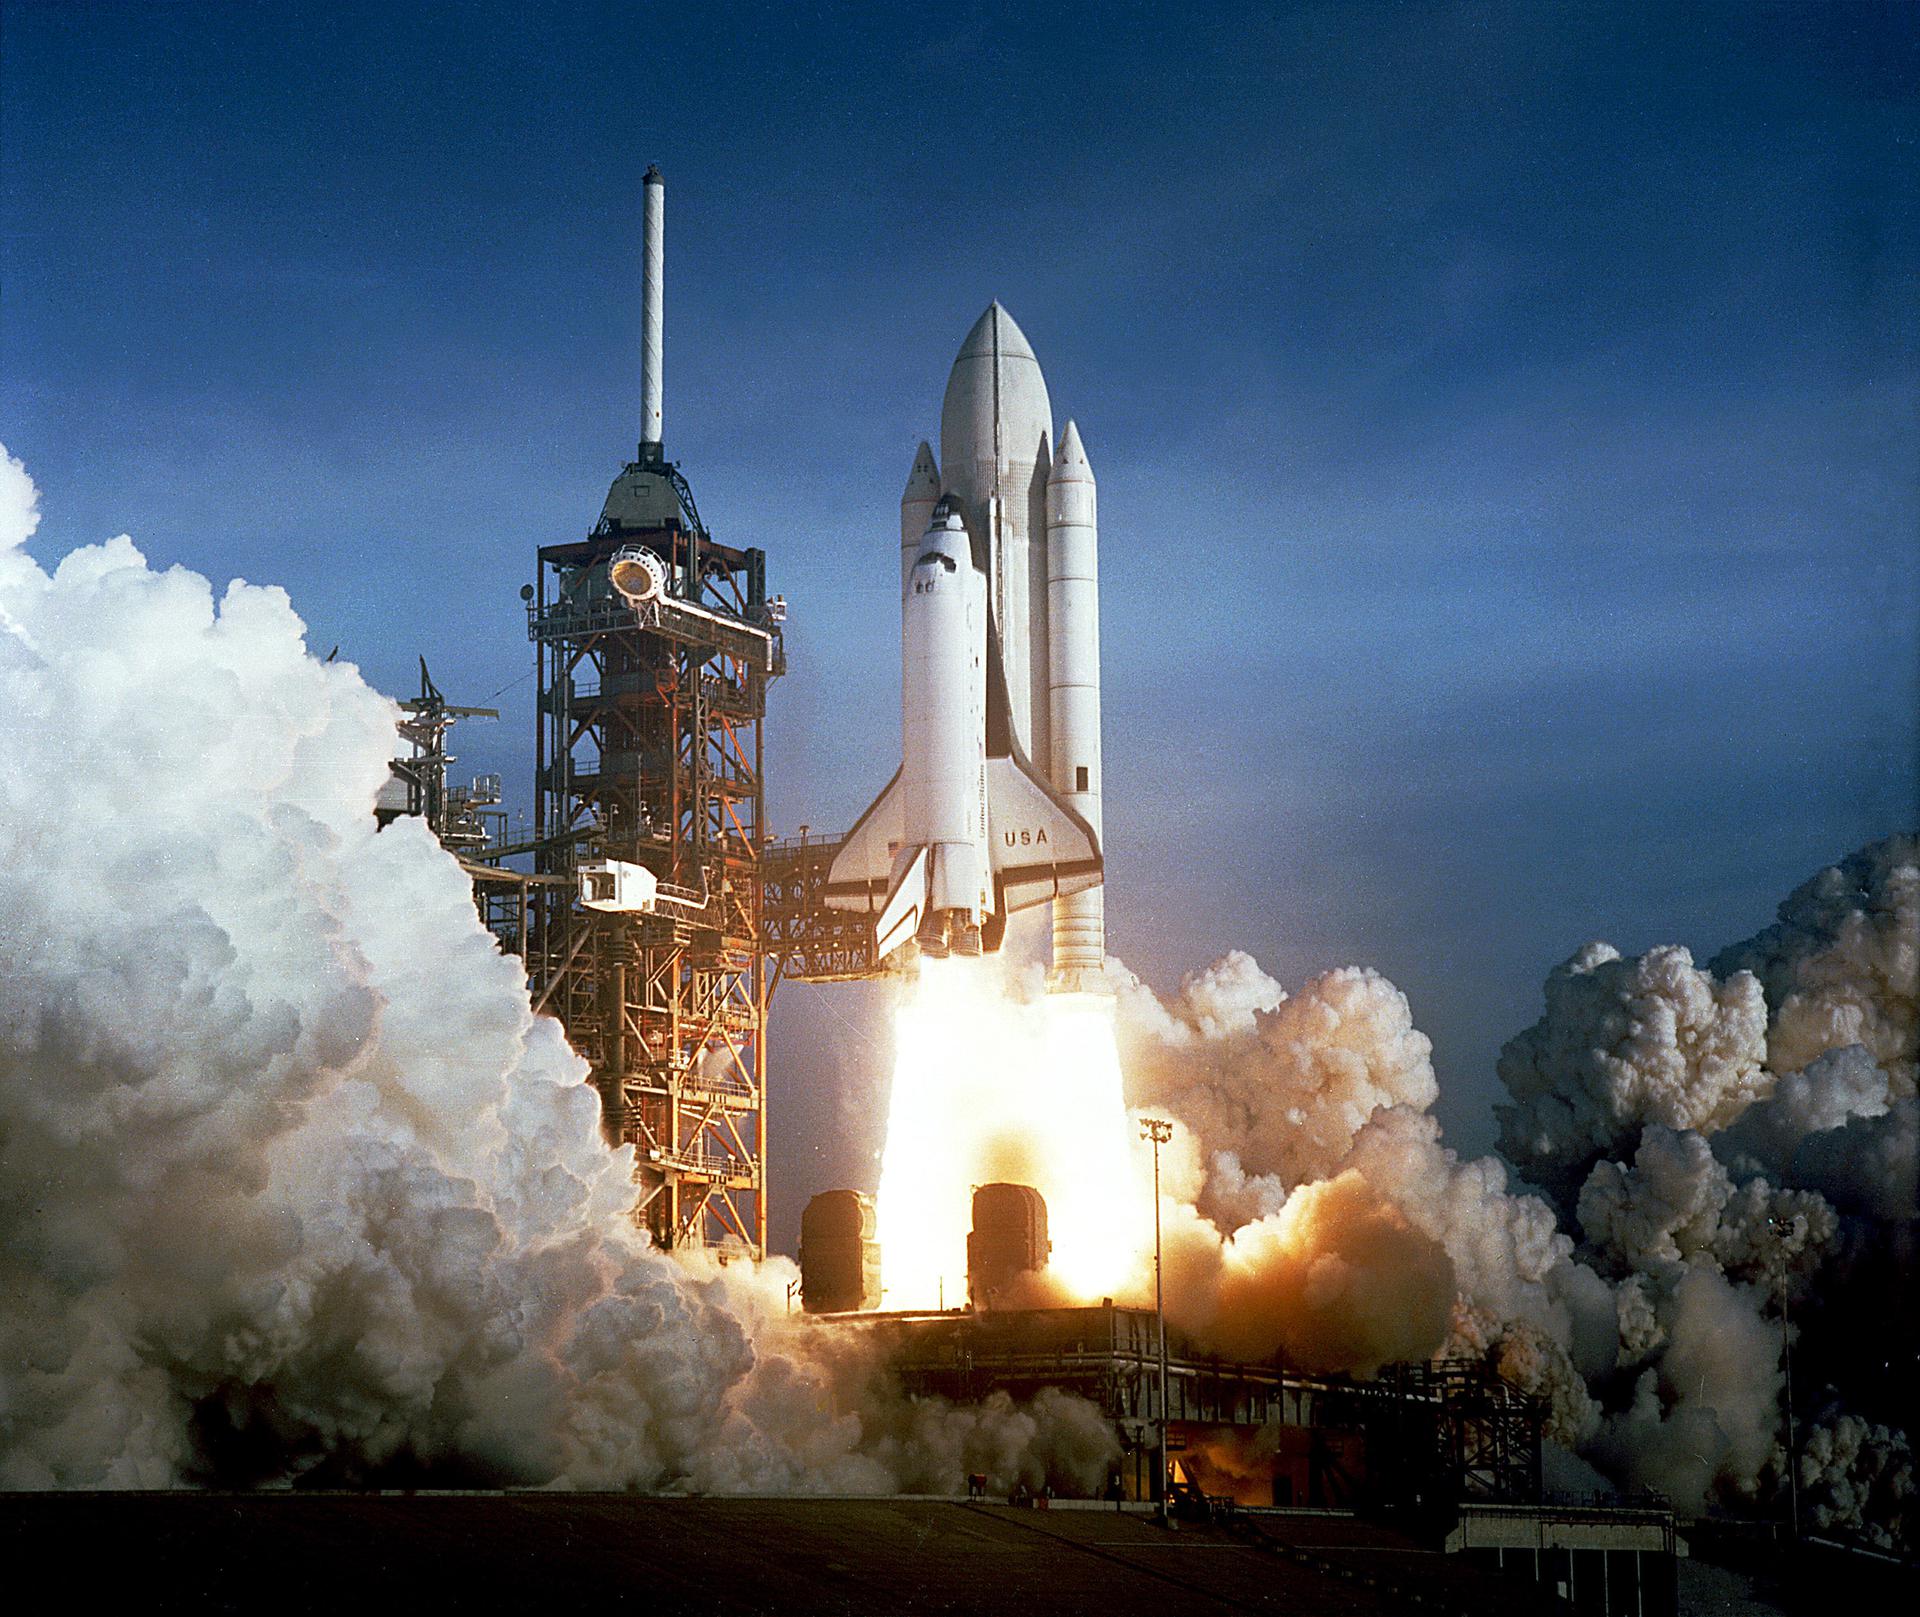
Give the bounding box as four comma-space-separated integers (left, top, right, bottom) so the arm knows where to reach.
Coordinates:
516, 167, 785, 1254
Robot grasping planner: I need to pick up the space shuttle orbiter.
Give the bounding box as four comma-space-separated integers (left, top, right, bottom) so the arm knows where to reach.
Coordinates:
823, 305, 1107, 982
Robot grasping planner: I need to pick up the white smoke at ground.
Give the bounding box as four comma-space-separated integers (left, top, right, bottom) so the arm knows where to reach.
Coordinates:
1109, 835, 1916, 1546
1477, 834, 1917, 1535
1584, 1264, 1785, 1518
0, 447, 1113, 1495
1794, 1414, 1917, 1553
1113, 957, 1607, 1442
855, 1386, 1122, 1499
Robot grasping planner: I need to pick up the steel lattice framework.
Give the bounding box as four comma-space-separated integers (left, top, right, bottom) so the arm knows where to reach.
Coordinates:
762, 833, 883, 986
522, 507, 782, 1255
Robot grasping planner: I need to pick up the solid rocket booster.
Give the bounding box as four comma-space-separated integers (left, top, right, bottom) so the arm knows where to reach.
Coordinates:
640, 165, 665, 453
828, 304, 1108, 983
1046, 420, 1103, 978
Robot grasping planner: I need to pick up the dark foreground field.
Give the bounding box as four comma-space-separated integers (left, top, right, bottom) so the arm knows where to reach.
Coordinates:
6, 1493, 1912, 1614
5, 1493, 1551, 1614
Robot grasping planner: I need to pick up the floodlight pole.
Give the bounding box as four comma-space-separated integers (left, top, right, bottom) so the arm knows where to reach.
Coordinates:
1769, 1215, 1800, 1540
1141, 1117, 1174, 1521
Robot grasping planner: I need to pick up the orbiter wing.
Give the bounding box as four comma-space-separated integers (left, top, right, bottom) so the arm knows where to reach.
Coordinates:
983, 754, 1101, 908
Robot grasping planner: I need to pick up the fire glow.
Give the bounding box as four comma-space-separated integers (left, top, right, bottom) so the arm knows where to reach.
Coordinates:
874, 958, 1150, 1309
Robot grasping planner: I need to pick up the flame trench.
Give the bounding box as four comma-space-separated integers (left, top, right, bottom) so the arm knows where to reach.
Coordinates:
875, 959, 1149, 1309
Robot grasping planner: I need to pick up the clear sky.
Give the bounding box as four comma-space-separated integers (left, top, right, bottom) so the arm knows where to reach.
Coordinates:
4, 1, 1915, 1249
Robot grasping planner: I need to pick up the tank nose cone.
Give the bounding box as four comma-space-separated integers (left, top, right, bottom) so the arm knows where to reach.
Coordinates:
940, 302, 1054, 496
953, 300, 1037, 367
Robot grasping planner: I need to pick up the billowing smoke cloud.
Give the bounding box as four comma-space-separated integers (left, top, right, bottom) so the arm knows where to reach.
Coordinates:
0, 448, 1113, 1495
1120, 959, 1439, 1224
1796, 1415, 1916, 1552
1586, 1265, 1784, 1517
1493, 943, 1772, 1201
1482, 834, 1914, 1538
1496, 837, 1917, 1212
1109, 835, 1916, 1546
1575, 1125, 1837, 1285
1711, 838, 1918, 1096
1113, 959, 1606, 1443
1152, 1168, 1456, 1374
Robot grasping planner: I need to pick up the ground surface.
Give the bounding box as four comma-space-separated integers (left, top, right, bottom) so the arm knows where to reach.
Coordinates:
5, 1494, 1550, 1614
4, 1494, 1910, 1614
1674, 1528, 1916, 1617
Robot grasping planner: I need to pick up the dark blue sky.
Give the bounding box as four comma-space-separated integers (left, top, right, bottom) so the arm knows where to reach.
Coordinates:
5, 1, 1914, 1247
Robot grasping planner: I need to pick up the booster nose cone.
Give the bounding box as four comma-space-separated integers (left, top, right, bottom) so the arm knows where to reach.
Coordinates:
940, 302, 1054, 491
1048, 419, 1094, 488
901, 440, 943, 596
903, 440, 940, 502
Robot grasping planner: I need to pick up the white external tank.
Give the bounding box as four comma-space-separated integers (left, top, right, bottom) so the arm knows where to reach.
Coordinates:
902, 513, 989, 931
939, 303, 1053, 764
1046, 420, 1104, 982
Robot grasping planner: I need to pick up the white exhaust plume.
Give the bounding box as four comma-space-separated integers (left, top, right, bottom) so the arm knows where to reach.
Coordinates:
0, 447, 1114, 1494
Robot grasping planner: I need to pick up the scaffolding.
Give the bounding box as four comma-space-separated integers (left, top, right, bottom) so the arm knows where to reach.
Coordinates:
381, 658, 502, 845
1315, 1356, 1545, 1514
509, 457, 784, 1255
763, 833, 885, 986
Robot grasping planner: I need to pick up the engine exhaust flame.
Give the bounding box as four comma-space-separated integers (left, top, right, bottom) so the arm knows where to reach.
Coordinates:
875, 959, 1148, 1309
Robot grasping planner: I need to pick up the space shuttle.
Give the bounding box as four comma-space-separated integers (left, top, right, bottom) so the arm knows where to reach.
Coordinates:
824, 305, 1107, 986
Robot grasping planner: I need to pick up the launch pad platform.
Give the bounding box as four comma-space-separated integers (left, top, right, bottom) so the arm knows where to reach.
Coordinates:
821, 1302, 1545, 1513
